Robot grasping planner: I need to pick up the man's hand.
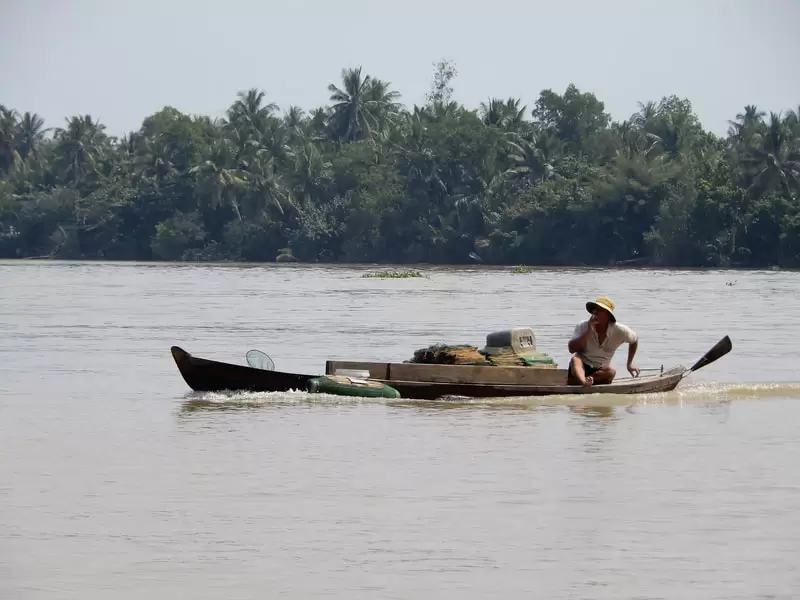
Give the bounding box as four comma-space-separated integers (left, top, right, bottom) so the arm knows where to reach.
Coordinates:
626, 340, 639, 377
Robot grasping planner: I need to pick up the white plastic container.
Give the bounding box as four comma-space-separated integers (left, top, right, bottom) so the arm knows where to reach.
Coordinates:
334, 369, 371, 379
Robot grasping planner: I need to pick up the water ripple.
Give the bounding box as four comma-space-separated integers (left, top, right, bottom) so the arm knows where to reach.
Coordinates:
0, 261, 799, 599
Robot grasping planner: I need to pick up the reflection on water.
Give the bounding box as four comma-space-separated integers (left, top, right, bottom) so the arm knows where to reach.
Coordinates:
1, 261, 799, 600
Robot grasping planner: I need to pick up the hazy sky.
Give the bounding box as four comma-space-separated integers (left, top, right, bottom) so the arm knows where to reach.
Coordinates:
1, 0, 798, 137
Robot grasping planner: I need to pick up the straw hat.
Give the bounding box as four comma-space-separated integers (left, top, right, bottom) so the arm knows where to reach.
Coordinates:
586, 296, 616, 322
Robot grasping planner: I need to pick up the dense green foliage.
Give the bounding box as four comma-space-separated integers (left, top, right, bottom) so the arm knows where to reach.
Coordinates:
2, 61, 799, 266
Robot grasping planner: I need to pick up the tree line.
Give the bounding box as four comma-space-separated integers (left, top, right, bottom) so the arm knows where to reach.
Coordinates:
2, 60, 799, 267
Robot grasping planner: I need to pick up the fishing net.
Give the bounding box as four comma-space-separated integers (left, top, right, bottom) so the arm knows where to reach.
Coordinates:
483, 349, 556, 367
408, 344, 491, 365
407, 343, 556, 367
246, 349, 275, 370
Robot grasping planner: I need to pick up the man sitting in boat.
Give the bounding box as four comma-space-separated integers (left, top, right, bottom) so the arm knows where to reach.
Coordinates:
567, 296, 640, 386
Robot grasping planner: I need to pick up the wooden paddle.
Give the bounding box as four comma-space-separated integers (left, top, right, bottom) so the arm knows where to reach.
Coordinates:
683, 335, 732, 377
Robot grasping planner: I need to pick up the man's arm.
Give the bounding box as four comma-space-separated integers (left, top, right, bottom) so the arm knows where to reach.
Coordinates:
624, 326, 640, 375
626, 340, 638, 366
568, 320, 592, 354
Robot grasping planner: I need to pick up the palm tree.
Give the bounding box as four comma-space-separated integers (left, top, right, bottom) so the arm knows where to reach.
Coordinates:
328, 67, 372, 142
307, 107, 332, 142
631, 101, 660, 129
390, 108, 448, 203
53, 115, 108, 188
727, 105, 766, 142
627, 98, 701, 160
290, 139, 332, 206
258, 120, 295, 170
328, 67, 400, 142
452, 156, 506, 238
190, 138, 247, 220
479, 98, 506, 127
244, 150, 292, 217
0, 106, 21, 173
225, 88, 278, 137
363, 77, 402, 138
283, 105, 307, 143
428, 100, 461, 122
134, 134, 178, 186
15, 112, 48, 161
505, 131, 561, 182
613, 119, 662, 160
784, 105, 800, 137
743, 112, 800, 199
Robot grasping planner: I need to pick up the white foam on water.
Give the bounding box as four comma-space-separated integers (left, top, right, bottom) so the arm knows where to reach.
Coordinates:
178, 380, 800, 413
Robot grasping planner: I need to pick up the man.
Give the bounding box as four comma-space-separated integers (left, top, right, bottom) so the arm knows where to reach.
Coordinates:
567, 296, 640, 386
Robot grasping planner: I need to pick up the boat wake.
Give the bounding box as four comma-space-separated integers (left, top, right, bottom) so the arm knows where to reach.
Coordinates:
672, 380, 800, 400
178, 380, 800, 413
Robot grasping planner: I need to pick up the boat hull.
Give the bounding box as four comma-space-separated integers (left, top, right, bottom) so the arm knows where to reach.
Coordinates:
375, 370, 684, 399
170, 346, 685, 399
170, 346, 316, 393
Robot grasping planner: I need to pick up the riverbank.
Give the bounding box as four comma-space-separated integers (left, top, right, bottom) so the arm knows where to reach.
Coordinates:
2, 79, 798, 268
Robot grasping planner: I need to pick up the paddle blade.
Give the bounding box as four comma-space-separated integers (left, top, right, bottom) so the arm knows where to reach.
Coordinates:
688, 335, 732, 373
246, 349, 275, 371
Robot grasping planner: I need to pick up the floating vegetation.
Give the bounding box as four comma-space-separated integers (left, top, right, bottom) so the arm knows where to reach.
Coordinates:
362, 270, 425, 279
512, 265, 533, 273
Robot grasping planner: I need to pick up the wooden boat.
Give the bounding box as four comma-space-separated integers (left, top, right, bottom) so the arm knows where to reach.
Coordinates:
171, 345, 315, 393
170, 334, 731, 400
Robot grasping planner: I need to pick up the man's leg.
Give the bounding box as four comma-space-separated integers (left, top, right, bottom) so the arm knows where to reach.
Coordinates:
589, 366, 617, 384
568, 355, 594, 386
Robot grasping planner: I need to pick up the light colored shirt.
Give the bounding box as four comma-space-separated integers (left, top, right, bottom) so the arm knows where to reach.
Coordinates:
571, 320, 638, 368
